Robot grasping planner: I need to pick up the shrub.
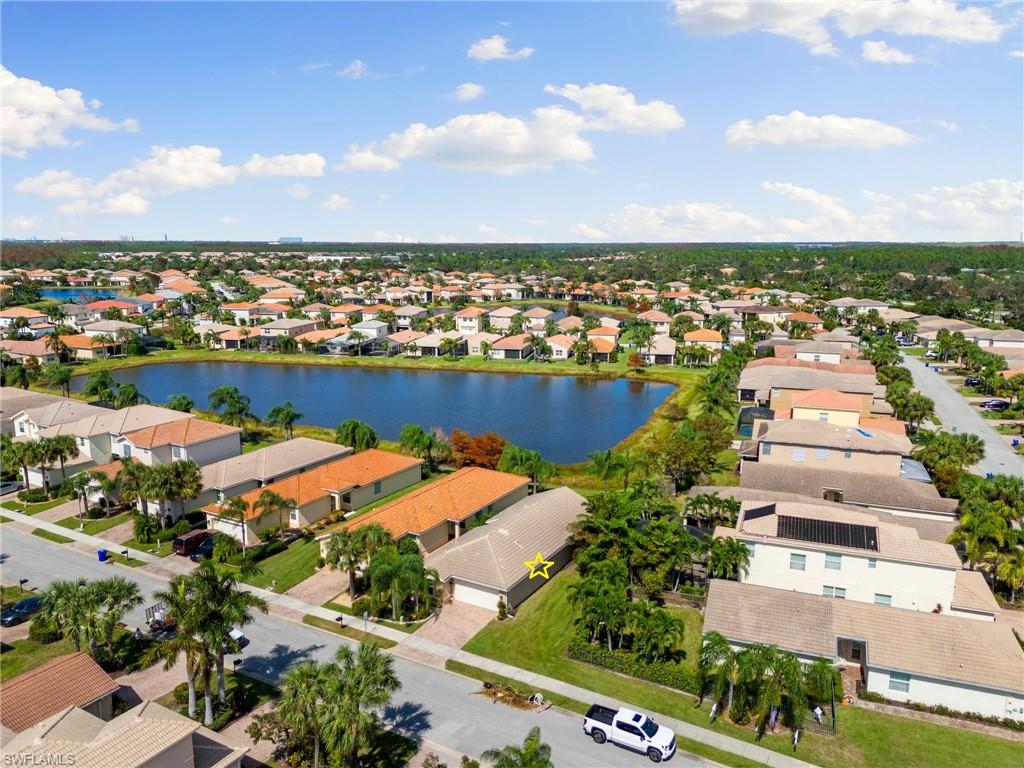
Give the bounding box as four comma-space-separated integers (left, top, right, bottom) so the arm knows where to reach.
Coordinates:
351, 596, 372, 618
317, 556, 326, 569
133, 513, 160, 544
168, 519, 193, 537
18, 488, 48, 503
496, 596, 507, 621
213, 535, 241, 563
567, 638, 700, 694
28, 614, 61, 643
85, 506, 106, 519
258, 526, 280, 543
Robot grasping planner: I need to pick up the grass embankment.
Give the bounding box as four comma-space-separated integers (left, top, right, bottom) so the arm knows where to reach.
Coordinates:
301, 614, 397, 649
56, 510, 133, 536
2, 496, 71, 516
463, 569, 1023, 768
0, 636, 76, 682
322, 599, 422, 634
31, 529, 73, 544
238, 538, 322, 593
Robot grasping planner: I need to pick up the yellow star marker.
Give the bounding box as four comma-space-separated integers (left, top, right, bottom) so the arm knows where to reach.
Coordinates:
523, 551, 555, 580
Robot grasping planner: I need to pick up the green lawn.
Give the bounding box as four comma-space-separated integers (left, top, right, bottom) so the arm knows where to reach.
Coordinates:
463, 569, 1023, 768
301, 614, 398, 649
1, 496, 71, 516
31, 528, 73, 544
56, 510, 133, 536
242, 538, 321, 592
1, 585, 32, 608
1, 635, 75, 682
322, 599, 423, 633
122, 536, 174, 557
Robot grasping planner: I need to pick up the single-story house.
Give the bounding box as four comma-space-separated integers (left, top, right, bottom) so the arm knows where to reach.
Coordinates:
410, 331, 466, 357
425, 487, 586, 611
641, 336, 677, 365
490, 334, 534, 360
465, 331, 502, 356
334, 466, 530, 554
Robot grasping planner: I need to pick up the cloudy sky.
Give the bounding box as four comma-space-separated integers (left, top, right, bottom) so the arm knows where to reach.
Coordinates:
2, 1, 1022, 243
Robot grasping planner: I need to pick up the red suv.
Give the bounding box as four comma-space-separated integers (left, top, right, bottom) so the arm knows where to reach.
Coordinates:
172, 529, 212, 556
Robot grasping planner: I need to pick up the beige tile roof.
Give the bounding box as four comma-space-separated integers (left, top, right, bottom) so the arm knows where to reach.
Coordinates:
200, 437, 352, 491
16, 400, 109, 429
791, 388, 865, 412
426, 487, 585, 590
952, 570, 1001, 615
122, 417, 241, 448
752, 419, 911, 455
1, 653, 119, 732
704, 580, 1024, 694
41, 405, 193, 439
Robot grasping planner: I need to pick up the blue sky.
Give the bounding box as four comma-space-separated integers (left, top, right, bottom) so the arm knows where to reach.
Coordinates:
2, 1, 1022, 242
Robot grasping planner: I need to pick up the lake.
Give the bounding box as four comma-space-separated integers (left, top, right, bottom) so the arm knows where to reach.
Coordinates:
74, 362, 674, 463
40, 287, 120, 302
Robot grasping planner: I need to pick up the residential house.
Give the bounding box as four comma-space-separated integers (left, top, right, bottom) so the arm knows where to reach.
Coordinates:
425, 487, 586, 611
115, 418, 242, 468
555, 315, 584, 333
81, 319, 143, 338
455, 306, 489, 335
637, 309, 671, 336
785, 311, 825, 330
259, 318, 319, 341
589, 336, 617, 363
641, 336, 677, 365
337, 466, 530, 553
792, 341, 848, 365
487, 306, 522, 331
465, 331, 501, 356
683, 328, 724, 351
522, 306, 554, 332
394, 305, 429, 329
61, 334, 118, 361
0, 339, 58, 364
0, 387, 67, 435
410, 331, 466, 357
207, 449, 423, 544
490, 334, 534, 360
547, 334, 575, 360
12, 400, 109, 441
703, 580, 1023, 721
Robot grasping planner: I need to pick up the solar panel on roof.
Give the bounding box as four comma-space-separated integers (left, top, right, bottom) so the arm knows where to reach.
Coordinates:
777, 515, 879, 551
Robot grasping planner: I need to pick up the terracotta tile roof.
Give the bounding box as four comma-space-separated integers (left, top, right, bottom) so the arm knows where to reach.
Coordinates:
455, 306, 488, 317
587, 326, 619, 337
1, 653, 119, 732
791, 388, 864, 412
683, 328, 724, 342
590, 336, 616, 353
295, 328, 347, 343
546, 334, 574, 349
0, 306, 46, 318
785, 311, 824, 323
122, 418, 241, 448
343, 466, 529, 540
492, 333, 534, 350
60, 334, 108, 350
88, 457, 137, 480
389, 329, 426, 345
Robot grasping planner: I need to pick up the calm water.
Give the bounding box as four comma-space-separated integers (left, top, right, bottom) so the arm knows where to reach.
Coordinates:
40, 287, 120, 302
74, 362, 673, 463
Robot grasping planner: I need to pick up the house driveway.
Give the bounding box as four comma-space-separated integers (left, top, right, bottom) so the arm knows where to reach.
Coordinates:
413, 601, 495, 649
97, 520, 135, 545
285, 567, 348, 608
32, 498, 81, 524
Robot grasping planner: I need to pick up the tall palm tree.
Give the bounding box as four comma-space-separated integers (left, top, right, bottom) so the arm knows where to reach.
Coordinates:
165, 393, 195, 413
481, 726, 554, 768
39, 578, 95, 654
146, 575, 212, 721
706, 537, 750, 581
325, 529, 365, 601
254, 489, 296, 538
112, 383, 148, 408
335, 419, 378, 452
218, 496, 252, 554
82, 370, 118, 403
209, 385, 253, 428
278, 661, 329, 768
701, 631, 742, 716
95, 576, 143, 658
996, 548, 1024, 603
266, 401, 302, 439
4, 440, 34, 490
322, 642, 401, 768
50, 434, 79, 484
117, 460, 152, 518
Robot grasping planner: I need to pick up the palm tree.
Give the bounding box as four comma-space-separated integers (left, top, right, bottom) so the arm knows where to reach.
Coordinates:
82, 370, 118, 403
335, 418, 378, 452
481, 726, 554, 768
322, 642, 401, 768
996, 548, 1024, 603
47, 434, 79, 484
439, 336, 461, 357
254, 489, 295, 539
947, 509, 1009, 571
95, 576, 143, 658
706, 537, 750, 581
165, 393, 195, 412
266, 401, 302, 439
151, 460, 203, 527
701, 631, 742, 716
278, 661, 329, 768
588, 450, 617, 489
219, 496, 252, 554
209, 385, 253, 428
4, 440, 35, 490
325, 529, 365, 601
347, 330, 368, 356
741, 645, 807, 736
112, 383, 148, 408
44, 332, 69, 362
42, 363, 72, 396
146, 575, 212, 721
39, 578, 95, 654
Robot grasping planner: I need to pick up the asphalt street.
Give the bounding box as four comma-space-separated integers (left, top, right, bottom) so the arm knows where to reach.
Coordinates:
901, 353, 1023, 479
0, 527, 717, 767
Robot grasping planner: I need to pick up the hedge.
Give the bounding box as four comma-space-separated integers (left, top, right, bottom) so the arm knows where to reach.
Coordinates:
567, 638, 700, 695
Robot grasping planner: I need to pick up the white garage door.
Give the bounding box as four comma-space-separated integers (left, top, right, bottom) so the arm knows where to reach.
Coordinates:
452, 581, 501, 611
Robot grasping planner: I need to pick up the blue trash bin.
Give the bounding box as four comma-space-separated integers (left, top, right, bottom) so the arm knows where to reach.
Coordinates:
97, 549, 108, 562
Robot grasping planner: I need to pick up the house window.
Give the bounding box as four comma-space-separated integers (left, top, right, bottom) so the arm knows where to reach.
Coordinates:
16, 421, 25, 434
823, 585, 846, 599
122, 445, 132, 459
815, 447, 829, 461
762, 442, 772, 456
172, 445, 184, 460
889, 672, 910, 693
78, 437, 86, 447
818, 412, 829, 422
843, 449, 852, 459
812, 354, 821, 363
771, 387, 781, 397
373, 480, 382, 495
791, 447, 806, 462
825, 553, 842, 570
874, 594, 892, 607
868, 558, 877, 569
850, 645, 862, 661
790, 553, 806, 571
823, 488, 843, 503
289, 509, 298, 522
744, 542, 756, 558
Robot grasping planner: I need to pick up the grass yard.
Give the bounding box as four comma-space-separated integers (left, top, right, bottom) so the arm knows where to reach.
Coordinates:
242, 538, 321, 592
1, 496, 71, 516
31, 528, 73, 544
56, 510, 133, 536
1, 585, 32, 608
322, 600, 423, 633
1, 635, 75, 682
463, 569, 1023, 768
121, 536, 174, 557
301, 614, 398, 649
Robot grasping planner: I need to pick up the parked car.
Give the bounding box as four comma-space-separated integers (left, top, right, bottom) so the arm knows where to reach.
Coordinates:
172, 529, 213, 556
0, 481, 25, 496
226, 627, 249, 651
981, 399, 1010, 412
897, 339, 915, 347
964, 376, 983, 387
924, 351, 938, 359
1, 596, 42, 627
583, 704, 676, 763
189, 534, 218, 562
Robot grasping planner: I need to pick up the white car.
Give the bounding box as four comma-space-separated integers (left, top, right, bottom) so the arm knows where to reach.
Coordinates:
583, 704, 676, 762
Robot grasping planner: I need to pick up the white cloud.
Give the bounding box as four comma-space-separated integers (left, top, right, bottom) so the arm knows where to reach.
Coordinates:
1, 66, 139, 157
17, 144, 321, 216
340, 106, 593, 174
302, 61, 331, 72
543, 83, 685, 133
452, 82, 486, 102
932, 119, 959, 132
725, 110, 917, 149
369, 229, 416, 242
218, 215, 240, 224
862, 40, 915, 64
322, 193, 352, 210
574, 177, 1023, 241
338, 60, 367, 79
6, 215, 41, 231
467, 35, 534, 62
242, 153, 325, 177
284, 183, 311, 199
672, 1, 1007, 56
1010, 50, 1024, 58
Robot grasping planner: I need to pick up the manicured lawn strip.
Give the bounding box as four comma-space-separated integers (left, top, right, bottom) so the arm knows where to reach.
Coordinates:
463, 569, 1023, 768
1, 585, 32, 608
0, 516, 10, 523
121, 536, 174, 557
102, 551, 146, 568
56, 510, 133, 536
241, 538, 321, 592
321, 600, 422, 634
1, 496, 71, 516
301, 614, 398, 649
1, 636, 76, 682
31, 528, 73, 544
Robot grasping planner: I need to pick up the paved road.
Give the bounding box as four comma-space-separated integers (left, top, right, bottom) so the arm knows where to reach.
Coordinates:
902, 354, 1023, 479
0, 527, 717, 768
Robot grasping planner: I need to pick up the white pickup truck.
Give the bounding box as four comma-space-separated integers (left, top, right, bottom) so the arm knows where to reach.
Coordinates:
583, 704, 677, 763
